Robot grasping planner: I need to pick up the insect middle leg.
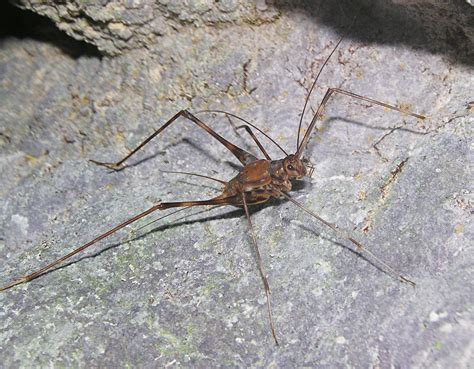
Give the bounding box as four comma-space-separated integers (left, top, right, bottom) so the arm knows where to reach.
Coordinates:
90, 110, 258, 171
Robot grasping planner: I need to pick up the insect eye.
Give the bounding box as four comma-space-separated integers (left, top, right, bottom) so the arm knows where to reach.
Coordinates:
287, 164, 295, 171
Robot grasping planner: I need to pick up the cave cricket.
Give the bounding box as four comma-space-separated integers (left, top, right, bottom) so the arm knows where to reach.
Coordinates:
1, 27, 425, 345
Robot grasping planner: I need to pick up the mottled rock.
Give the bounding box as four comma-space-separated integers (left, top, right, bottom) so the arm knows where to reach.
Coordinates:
0, 0, 472, 367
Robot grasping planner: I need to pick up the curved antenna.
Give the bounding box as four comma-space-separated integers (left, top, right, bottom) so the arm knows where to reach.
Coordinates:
195, 109, 289, 156
134, 207, 191, 232
134, 205, 222, 233
296, 18, 357, 152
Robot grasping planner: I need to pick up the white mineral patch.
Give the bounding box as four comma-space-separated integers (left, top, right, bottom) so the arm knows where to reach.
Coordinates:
335, 336, 347, 344
152, 261, 164, 271
440, 323, 453, 333
429, 310, 448, 322
315, 259, 332, 275
11, 214, 29, 236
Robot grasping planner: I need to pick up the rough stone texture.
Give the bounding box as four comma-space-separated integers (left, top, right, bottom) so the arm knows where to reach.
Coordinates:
11, 0, 474, 58
12, 0, 280, 56
0, 0, 472, 367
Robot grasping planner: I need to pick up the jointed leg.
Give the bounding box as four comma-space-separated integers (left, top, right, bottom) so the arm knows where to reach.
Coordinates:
0, 203, 164, 291
241, 193, 279, 345
0, 195, 240, 292
222, 111, 271, 160
90, 110, 257, 171
327, 88, 426, 119
296, 87, 426, 156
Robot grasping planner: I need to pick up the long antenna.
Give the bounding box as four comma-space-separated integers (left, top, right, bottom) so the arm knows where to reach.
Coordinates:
296, 18, 357, 151
160, 170, 226, 184
296, 37, 346, 151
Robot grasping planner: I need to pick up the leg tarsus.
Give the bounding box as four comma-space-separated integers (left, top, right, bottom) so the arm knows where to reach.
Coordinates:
89, 159, 126, 172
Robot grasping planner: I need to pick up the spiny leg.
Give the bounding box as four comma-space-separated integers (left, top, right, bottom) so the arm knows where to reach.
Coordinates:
241, 193, 279, 345
278, 190, 415, 287
90, 109, 257, 171
296, 87, 426, 157
327, 88, 426, 122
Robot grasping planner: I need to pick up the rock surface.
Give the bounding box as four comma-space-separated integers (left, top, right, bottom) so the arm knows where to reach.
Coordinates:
0, 0, 472, 367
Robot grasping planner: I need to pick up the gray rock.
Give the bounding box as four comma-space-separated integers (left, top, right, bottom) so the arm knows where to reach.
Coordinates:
1, 0, 472, 367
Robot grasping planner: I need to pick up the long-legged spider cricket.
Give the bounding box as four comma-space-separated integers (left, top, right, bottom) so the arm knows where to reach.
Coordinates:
1, 31, 425, 345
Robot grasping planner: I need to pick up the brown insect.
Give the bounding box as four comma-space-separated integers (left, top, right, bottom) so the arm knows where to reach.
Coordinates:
0, 34, 425, 345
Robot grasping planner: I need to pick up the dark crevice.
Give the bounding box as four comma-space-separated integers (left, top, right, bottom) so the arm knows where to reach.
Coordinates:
0, 1, 102, 59
274, 0, 473, 66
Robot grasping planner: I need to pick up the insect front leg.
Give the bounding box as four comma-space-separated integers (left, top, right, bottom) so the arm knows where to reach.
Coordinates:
296, 87, 426, 156
279, 190, 416, 287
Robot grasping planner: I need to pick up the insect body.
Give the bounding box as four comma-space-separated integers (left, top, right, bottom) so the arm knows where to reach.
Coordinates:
1, 35, 425, 345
